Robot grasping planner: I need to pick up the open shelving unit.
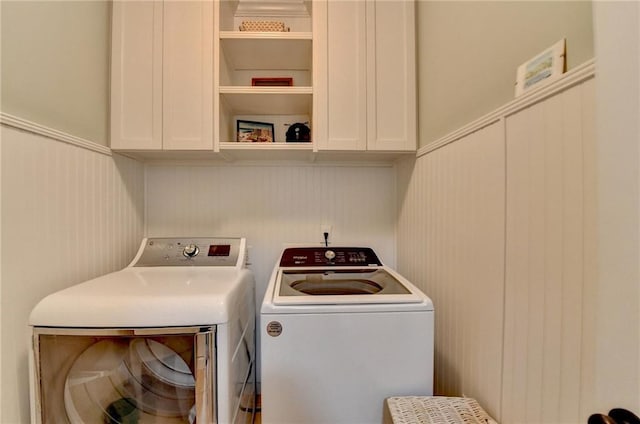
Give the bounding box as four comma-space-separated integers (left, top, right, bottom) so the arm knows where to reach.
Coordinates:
215, 1, 314, 151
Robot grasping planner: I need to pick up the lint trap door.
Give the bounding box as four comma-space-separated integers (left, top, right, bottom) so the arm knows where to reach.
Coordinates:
32, 326, 216, 424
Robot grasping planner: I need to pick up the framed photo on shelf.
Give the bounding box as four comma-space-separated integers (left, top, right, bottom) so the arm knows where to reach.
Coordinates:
237, 120, 275, 143
515, 38, 566, 97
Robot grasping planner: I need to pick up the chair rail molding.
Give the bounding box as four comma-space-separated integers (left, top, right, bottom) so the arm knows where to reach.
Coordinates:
0, 112, 111, 156
419, 58, 596, 157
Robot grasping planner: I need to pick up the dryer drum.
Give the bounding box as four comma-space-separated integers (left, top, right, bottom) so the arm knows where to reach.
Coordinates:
63, 338, 196, 423
104, 398, 138, 424
127, 339, 195, 391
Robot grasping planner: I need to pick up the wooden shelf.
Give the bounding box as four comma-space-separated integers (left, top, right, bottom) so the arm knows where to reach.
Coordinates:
220, 31, 312, 40
220, 142, 312, 149
219, 142, 315, 162
219, 86, 312, 94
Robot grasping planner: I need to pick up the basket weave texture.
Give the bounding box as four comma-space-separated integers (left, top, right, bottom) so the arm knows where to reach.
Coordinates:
240, 21, 287, 32
385, 396, 499, 424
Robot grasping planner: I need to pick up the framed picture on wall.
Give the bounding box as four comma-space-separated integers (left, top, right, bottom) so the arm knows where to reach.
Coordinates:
237, 120, 275, 143
515, 39, 566, 97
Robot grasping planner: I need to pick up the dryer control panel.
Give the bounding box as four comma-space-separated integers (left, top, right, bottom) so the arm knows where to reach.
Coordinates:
280, 247, 382, 267
133, 237, 242, 267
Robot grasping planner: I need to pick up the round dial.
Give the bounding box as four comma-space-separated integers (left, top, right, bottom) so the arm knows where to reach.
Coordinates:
183, 244, 199, 258
324, 250, 336, 261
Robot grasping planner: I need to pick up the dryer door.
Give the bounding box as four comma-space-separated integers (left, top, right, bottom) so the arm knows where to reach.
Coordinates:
32, 327, 215, 424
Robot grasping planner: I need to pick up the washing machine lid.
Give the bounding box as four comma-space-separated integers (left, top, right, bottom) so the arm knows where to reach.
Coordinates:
272, 267, 426, 306
29, 267, 253, 327
269, 246, 425, 306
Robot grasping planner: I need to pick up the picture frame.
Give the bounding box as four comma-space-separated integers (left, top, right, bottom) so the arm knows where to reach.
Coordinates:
515, 39, 566, 97
251, 77, 293, 87
236, 120, 275, 143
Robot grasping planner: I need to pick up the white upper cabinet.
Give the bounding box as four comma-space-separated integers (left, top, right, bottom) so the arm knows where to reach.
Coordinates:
110, 1, 214, 151
316, 0, 416, 152
110, 0, 415, 159
314, 0, 367, 151
163, 1, 214, 150
110, 1, 162, 150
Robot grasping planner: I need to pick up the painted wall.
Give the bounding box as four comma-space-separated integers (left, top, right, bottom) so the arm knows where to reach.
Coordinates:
0, 1, 111, 145
416, 0, 594, 147
592, 0, 640, 412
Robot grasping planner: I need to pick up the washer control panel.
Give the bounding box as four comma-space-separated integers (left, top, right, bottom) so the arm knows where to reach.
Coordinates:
133, 237, 241, 267
279, 247, 382, 267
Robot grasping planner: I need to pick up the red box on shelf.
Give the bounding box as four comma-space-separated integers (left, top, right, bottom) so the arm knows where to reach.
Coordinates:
251, 77, 293, 87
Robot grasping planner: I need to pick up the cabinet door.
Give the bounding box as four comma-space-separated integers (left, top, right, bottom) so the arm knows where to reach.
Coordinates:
321, 0, 367, 151
163, 1, 214, 150
320, 0, 416, 153
367, 0, 416, 151
110, 1, 162, 150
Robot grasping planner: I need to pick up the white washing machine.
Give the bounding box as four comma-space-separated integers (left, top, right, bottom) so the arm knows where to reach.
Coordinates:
29, 237, 256, 424
260, 246, 434, 424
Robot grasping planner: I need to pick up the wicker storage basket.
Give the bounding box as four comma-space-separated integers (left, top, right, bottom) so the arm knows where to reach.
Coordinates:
384, 396, 499, 424
239, 21, 289, 32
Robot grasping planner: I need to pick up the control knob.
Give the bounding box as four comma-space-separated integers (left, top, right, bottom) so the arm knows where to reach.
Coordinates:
183, 244, 199, 258
324, 250, 336, 262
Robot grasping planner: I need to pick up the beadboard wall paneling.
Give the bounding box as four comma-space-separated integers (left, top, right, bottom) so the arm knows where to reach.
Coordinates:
396, 121, 506, 419
145, 164, 397, 299
0, 121, 3, 423
502, 78, 597, 424
0, 125, 145, 424
397, 77, 596, 423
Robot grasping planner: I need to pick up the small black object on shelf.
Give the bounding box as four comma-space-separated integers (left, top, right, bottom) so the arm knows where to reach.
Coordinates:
609, 409, 640, 424
588, 409, 640, 424
285, 122, 311, 142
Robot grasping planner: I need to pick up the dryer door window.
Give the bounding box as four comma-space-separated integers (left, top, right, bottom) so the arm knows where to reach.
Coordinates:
33, 327, 215, 424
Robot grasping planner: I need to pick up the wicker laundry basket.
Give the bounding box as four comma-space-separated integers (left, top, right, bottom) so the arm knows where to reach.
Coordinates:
384, 396, 499, 424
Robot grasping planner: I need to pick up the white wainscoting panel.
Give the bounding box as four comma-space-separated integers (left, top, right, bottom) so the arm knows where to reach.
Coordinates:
397, 77, 596, 423
396, 121, 506, 419
145, 163, 397, 302
502, 78, 597, 424
1, 126, 145, 423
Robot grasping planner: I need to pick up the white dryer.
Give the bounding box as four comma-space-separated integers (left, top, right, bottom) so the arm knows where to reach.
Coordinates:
29, 237, 256, 424
260, 246, 434, 424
